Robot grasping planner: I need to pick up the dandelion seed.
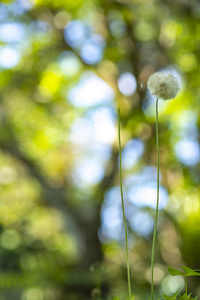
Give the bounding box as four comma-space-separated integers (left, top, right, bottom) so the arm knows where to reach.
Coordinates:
147, 71, 180, 300
147, 72, 180, 100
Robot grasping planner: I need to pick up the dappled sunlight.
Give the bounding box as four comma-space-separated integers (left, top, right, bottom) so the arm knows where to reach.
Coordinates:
72, 158, 105, 187
159, 20, 178, 48
1, 230, 21, 250
145, 264, 165, 285
69, 106, 115, 188
0, 0, 199, 298
81, 34, 105, 64
68, 71, 114, 107
0, 167, 40, 226
121, 138, 144, 170
0, 46, 21, 69
118, 72, 137, 96
129, 211, 154, 237
87, 107, 116, 144
64, 20, 87, 49
39, 70, 62, 97
169, 110, 200, 166
108, 10, 127, 38
178, 53, 197, 73
161, 275, 185, 295
0, 166, 17, 185
175, 138, 200, 166
170, 110, 198, 138
0, 22, 25, 43
101, 186, 155, 241
58, 51, 82, 77
127, 182, 168, 209
100, 205, 123, 242
100, 187, 124, 241
134, 21, 156, 42
168, 187, 200, 219
22, 288, 43, 300
64, 20, 105, 65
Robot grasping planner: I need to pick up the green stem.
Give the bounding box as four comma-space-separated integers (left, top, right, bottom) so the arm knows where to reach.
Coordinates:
185, 274, 187, 295
151, 98, 160, 300
118, 108, 132, 300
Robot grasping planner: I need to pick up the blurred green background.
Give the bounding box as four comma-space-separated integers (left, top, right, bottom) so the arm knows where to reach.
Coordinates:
0, 0, 199, 299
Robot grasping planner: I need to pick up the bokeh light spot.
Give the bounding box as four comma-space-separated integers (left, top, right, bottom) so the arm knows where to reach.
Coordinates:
0, 46, 20, 69
81, 42, 102, 64
128, 183, 168, 209
80, 35, 104, 65
22, 288, 43, 300
178, 53, 197, 72
129, 211, 154, 236
161, 275, 184, 295
87, 107, 116, 144
1, 230, 21, 250
118, 72, 137, 96
0, 23, 25, 43
72, 158, 104, 186
0, 166, 17, 184
134, 22, 155, 41
121, 139, 144, 169
68, 71, 114, 107
64, 20, 87, 48
100, 187, 123, 241
175, 139, 200, 166
59, 51, 81, 76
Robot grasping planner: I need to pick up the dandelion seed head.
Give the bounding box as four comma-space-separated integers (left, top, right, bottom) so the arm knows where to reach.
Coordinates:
147, 72, 180, 100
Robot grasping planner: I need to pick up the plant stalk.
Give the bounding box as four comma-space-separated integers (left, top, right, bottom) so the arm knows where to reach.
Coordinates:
151, 98, 160, 300
185, 274, 187, 295
118, 108, 132, 300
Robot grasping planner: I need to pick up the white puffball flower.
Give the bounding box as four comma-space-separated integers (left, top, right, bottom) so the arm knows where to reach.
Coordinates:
147, 72, 180, 100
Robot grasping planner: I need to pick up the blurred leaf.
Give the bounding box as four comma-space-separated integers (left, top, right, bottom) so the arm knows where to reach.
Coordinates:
163, 290, 180, 300
179, 294, 191, 300
168, 267, 185, 276
182, 266, 200, 276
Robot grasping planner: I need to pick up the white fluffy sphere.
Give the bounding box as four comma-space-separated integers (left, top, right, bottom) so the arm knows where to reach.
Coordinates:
147, 72, 180, 100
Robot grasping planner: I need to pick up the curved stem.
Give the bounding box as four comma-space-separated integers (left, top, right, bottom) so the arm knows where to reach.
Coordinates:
151, 98, 160, 300
118, 108, 132, 300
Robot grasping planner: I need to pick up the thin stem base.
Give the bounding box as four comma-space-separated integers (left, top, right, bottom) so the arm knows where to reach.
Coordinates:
151, 98, 160, 300
118, 108, 132, 300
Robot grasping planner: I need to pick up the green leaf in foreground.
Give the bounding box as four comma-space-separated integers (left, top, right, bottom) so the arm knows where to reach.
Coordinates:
163, 290, 180, 300
179, 293, 198, 300
168, 266, 200, 277
179, 293, 191, 300
182, 266, 200, 276
168, 267, 185, 276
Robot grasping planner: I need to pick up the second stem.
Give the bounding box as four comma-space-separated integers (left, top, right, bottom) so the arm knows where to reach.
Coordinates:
151, 98, 160, 300
118, 108, 132, 300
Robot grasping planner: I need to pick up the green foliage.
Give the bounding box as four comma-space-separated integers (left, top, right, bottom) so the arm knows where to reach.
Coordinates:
163, 293, 198, 300
181, 267, 200, 277
168, 266, 200, 277
168, 267, 185, 276
163, 290, 180, 300
166, 267, 200, 300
